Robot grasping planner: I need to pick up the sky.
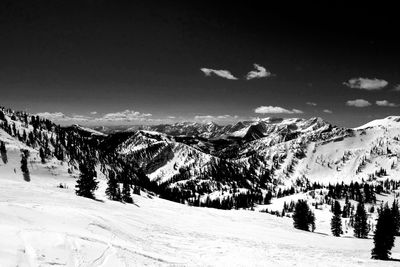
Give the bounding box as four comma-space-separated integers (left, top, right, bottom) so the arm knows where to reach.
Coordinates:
0, 1, 399, 128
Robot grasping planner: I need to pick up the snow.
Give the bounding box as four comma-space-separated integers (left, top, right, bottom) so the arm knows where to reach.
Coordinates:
3, 113, 400, 266
1, 149, 400, 266
0, 128, 35, 152
238, 117, 400, 187
229, 125, 251, 138
355, 116, 400, 130
148, 143, 212, 183
73, 125, 107, 136
114, 115, 400, 189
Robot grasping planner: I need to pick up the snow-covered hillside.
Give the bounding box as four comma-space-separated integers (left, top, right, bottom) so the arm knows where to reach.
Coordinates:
1, 149, 399, 266
115, 116, 400, 194
114, 130, 215, 183
238, 116, 400, 187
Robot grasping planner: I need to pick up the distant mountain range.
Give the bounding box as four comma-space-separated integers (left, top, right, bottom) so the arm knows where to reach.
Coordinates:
1, 105, 400, 205
99, 116, 400, 197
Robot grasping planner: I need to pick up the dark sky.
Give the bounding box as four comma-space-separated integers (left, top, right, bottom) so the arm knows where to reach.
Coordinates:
0, 1, 399, 127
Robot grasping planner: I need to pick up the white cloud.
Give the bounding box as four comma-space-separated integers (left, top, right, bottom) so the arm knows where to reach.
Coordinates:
323, 109, 333, 114
194, 115, 214, 120
35, 109, 155, 124
200, 68, 238, 80
392, 84, 400, 91
254, 106, 303, 114
217, 115, 239, 119
35, 112, 68, 120
292, 109, 303, 114
194, 114, 239, 121
306, 102, 317, 106
100, 110, 152, 121
346, 99, 371, 107
376, 100, 398, 107
90, 111, 97, 115
35, 112, 91, 123
343, 77, 388, 90
70, 115, 92, 121
246, 63, 273, 80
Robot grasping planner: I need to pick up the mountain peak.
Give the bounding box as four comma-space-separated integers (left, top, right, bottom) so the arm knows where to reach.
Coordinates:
355, 116, 400, 130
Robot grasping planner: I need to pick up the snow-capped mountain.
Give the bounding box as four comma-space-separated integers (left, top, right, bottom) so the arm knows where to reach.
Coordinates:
106, 115, 400, 200
141, 117, 333, 141
137, 121, 227, 138
355, 116, 400, 130
1, 105, 400, 205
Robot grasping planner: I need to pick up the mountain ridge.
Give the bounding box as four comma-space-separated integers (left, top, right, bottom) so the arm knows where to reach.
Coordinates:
1, 105, 400, 207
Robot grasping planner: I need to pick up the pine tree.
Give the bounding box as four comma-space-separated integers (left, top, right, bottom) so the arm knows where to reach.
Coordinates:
391, 200, 400, 236
293, 200, 315, 231
0, 141, 7, 164
39, 147, 46, 164
122, 182, 133, 203
342, 196, 351, 218
75, 160, 98, 199
20, 149, 30, 182
354, 202, 369, 238
371, 203, 396, 260
116, 186, 122, 201
105, 170, 120, 201
331, 200, 342, 237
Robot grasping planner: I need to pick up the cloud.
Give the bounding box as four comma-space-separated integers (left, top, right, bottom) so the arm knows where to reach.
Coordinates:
194, 115, 214, 120
254, 106, 304, 114
37, 109, 153, 123
323, 109, 333, 114
346, 99, 371, 107
392, 84, 400, 91
343, 77, 388, 90
246, 63, 273, 80
70, 115, 92, 121
376, 100, 399, 107
217, 115, 239, 119
90, 111, 97, 115
194, 114, 239, 121
291, 109, 303, 114
100, 110, 152, 121
306, 102, 317, 106
200, 68, 238, 80
35, 112, 91, 123
35, 112, 68, 120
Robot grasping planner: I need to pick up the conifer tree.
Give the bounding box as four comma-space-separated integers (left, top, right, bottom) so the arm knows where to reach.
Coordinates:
39, 147, 46, 164
391, 200, 400, 236
20, 149, 30, 182
342, 197, 351, 218
331, 200, 343, 237
293, 200, 315, 231
354, 202, 369, 238
0, 141, 7, 164
371, 203, 396, 260
122, 182, 133, 203
75, 160, 98, 199
105, 170, 120, 201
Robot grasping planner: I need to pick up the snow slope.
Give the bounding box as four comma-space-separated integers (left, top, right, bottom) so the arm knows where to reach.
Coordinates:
105, 116, 400, 197
355, 116, 400, 130
1, 149, 400, 266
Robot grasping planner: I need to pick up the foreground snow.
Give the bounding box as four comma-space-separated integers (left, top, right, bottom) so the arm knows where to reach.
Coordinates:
0, 145, 398, 266
0, 172, 399, 267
